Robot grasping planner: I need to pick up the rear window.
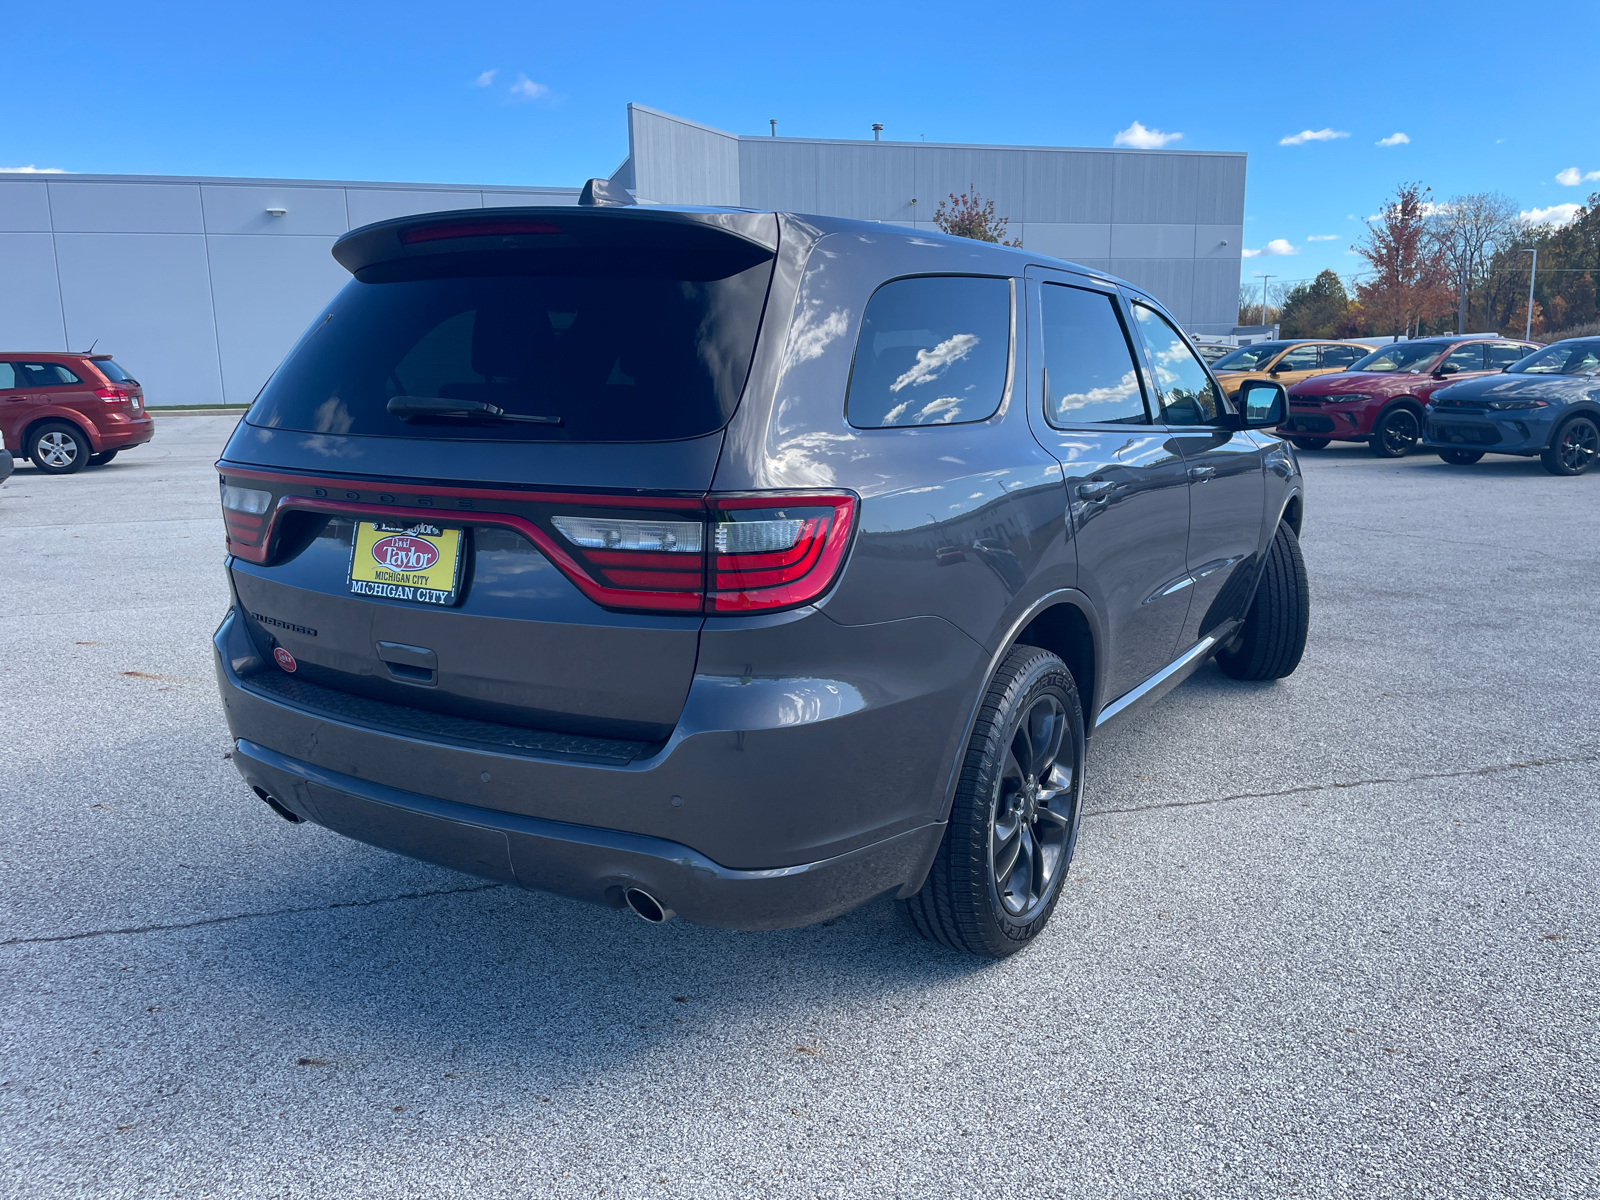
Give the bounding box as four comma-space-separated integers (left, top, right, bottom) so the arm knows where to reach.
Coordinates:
93, 359, 132, 383
247, 256, 775, 442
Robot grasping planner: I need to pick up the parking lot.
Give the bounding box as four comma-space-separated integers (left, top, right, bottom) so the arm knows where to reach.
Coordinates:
1, 415, 1596, 1198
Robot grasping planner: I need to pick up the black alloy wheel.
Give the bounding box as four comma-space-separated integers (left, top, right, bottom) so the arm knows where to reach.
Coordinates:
29, 422, 88, 475
1291, 436, 1331, 451
88, 450, 119, 467
1371, 407, 1421, 458
904, 645, 1084, 958
1541, 416, 1599, 477
1437, 448, 1484, 465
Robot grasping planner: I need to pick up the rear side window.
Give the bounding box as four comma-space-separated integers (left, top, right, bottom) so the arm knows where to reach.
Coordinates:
18, 362, 82, 386
1278, 345, 1319, 370
1486, 343, 1528, 369
846, 276, 1011, 428
0, 364, 15, 390
1320, 345, 1364, 369
1441, 343, 1487, 373
248, 255, 775, 443
1039, 283, 1148, 426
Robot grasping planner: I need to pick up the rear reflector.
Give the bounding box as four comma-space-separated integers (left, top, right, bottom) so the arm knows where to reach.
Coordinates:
399, 220, 563, 245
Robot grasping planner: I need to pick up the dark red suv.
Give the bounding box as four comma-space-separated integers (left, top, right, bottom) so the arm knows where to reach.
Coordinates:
1278, 336, 1541, 457
0, 352, 154, 474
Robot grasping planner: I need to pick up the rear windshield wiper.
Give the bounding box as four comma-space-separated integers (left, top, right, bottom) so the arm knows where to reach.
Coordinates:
386, 396, 562, 425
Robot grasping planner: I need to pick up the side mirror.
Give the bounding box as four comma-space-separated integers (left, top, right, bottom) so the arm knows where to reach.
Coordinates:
1434, 364, 1459, 378
1235, 378, 1287, 429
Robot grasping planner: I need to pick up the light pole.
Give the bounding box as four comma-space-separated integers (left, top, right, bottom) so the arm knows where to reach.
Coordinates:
1519, 248, 1538, 341
1260, 275, 1274, 329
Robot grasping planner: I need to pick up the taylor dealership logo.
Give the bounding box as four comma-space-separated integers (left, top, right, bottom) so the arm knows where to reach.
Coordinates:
371, 535, 440, 572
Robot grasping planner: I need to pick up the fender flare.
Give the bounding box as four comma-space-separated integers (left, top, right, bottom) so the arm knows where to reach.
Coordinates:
22, 409, 101, 457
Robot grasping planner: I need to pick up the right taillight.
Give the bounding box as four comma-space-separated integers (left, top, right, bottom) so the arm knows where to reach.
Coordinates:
707, 494, 856, 613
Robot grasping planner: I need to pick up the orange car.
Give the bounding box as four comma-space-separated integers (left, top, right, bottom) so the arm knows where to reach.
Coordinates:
1209, 340, 1370, 399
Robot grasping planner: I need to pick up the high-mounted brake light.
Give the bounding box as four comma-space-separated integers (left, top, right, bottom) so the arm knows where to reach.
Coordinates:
399, 220, 563, 245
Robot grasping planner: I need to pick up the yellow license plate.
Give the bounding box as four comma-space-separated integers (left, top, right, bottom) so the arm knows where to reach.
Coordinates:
348, 521, 464, 606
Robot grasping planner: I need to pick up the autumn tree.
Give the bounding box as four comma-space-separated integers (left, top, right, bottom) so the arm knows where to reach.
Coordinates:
1354, 182, 1453, 338
1427, 192, 1518, 333
933, 187, 1022, 247
1279, 270, 1351, 337
1480, 192, 1600, 337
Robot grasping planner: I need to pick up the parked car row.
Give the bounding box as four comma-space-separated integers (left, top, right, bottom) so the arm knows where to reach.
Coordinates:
0, 352, 154, 474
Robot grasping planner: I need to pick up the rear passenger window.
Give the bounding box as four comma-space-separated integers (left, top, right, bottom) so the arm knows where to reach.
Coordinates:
1486, 343, 1527, 369
1039, 283, 1148, 426
1278, 346, 1319, 370
1320, 345, 1363, 369
0, 364, 16, 390
846, 276, 1011, 428
1441, 344, 1486, 373
18, 362, 82, 386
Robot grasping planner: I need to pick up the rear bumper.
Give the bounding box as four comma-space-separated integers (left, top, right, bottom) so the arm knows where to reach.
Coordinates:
214, 603, 979, 928
232, 737, 942, 930
95, 415, 155, 451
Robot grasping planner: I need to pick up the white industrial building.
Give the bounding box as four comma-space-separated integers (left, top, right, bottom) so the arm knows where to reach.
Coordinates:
0, 104, 1247, 408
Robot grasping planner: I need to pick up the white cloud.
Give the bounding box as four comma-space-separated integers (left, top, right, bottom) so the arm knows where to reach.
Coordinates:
891, 333, 980, 393
1556, 167, 1600, 186
0, 165, 65, 173
1280, 128, 1349, 146
1306, 234, 1339, 241
1376, 132, 1410, 147
473, 69, 497, 87
1242, 238, 1298, 258
508, 74, 549, 100
1113, 121, 1182, 149
1521, 203, 1581, 228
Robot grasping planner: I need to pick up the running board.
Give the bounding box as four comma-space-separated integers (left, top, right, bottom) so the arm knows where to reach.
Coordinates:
1094, 636, 1218, 729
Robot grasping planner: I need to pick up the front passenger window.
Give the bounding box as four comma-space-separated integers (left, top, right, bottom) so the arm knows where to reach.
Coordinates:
1132, 303, 1221, 426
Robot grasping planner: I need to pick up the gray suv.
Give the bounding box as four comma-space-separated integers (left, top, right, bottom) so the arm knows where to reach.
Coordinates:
214, 201, 1308, 957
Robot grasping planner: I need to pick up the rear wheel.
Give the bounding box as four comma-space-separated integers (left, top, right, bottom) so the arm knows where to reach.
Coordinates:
1216, 520, 1309, 681
904, 646, 1084, 958
1290, 437, 1331, 451
1541, 416, 1599, 476
29, 422, 88, 475
1437, 448, 1484, 465
1371, 407, 1421, 458
88, 449, 119, 467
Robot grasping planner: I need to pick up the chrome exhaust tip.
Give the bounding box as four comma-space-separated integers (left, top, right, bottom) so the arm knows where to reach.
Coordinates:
623, 887, 673, 924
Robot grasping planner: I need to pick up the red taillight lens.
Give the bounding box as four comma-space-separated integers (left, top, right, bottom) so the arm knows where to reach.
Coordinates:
708, 495, 856, 613
399, 220, 562, 245
95, 386, 131, 402
544, 511, 707, 612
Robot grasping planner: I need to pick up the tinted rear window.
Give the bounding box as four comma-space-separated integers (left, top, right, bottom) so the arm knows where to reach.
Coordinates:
94, 359, 131, 382
247, 256, 774, 442
17, 362, 82, 386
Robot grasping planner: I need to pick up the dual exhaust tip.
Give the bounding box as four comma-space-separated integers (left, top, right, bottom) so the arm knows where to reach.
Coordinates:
623, 887, 674, 924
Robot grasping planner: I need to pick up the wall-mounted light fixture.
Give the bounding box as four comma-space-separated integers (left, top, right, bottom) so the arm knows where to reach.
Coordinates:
266, 207, 287, 217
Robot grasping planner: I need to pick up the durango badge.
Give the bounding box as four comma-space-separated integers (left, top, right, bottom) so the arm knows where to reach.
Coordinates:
273, 647, 298, 673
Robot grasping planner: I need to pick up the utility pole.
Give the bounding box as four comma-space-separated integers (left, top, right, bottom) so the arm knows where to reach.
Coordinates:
1457, 263, 1468, 336
1260, 275, 1274, 329
1520, 248, 1538, 340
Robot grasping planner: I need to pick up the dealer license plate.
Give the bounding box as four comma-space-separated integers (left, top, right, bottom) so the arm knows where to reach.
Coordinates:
348, 521, 464, 606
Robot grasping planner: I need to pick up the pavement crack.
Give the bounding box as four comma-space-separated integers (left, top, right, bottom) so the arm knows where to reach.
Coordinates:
1087, 753, 1600, 818
0, 882, 503, 949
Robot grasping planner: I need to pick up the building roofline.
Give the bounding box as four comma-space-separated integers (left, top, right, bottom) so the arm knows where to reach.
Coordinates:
740, 134, 1246, 159
0, 171, 582, 192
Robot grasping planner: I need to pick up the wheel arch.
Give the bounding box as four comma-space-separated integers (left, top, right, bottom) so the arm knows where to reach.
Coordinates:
22, 412, 98, 458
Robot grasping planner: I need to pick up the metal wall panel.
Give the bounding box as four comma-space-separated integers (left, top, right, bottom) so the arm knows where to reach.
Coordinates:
1109, 223, 1197, 259
47, 181, 204, 234
53, 233, 222, 406
1019, 151, 1116, 223
912, 147, 1029, 225
344, 189, 483, 229
739, 139, 820, 214
1193, 156, 1249, 226
1191, 259, 1244, 334
482, 191, 581, 208
1110, 154, 1202, 225
1019, 223, 1112, 262
0, 233, 68, 349
1110, 259, 1196, 323
814, 143, 918, 222
1194, 224, 1243, 260
201, 185, 350, 236
0, 181, 52, 233
629, 105, 740, 206
206, 234, 348, 404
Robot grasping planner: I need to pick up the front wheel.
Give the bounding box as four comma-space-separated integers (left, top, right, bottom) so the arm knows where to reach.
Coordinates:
1291, 437, 1331, 451
1216, 520, 1309, 681
1437, 448, 1484, 465
1371, 407, 1421, 458
29, 422, 88, 475
1541, 416, 1599, 476
904, 646, 1084, 958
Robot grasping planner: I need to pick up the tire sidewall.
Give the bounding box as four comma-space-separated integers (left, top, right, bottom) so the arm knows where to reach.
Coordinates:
1545, 416, 1599, 476
1372, 405, 1420, 457
31, 423, 88, 475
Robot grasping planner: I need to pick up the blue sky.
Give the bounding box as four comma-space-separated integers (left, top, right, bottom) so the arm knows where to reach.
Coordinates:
6, 0, 1598, 294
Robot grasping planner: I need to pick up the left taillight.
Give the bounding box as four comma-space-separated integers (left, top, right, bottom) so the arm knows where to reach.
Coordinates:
707, 494, 856, 613
220, 481, 274, 562
94, 386, 131, 403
